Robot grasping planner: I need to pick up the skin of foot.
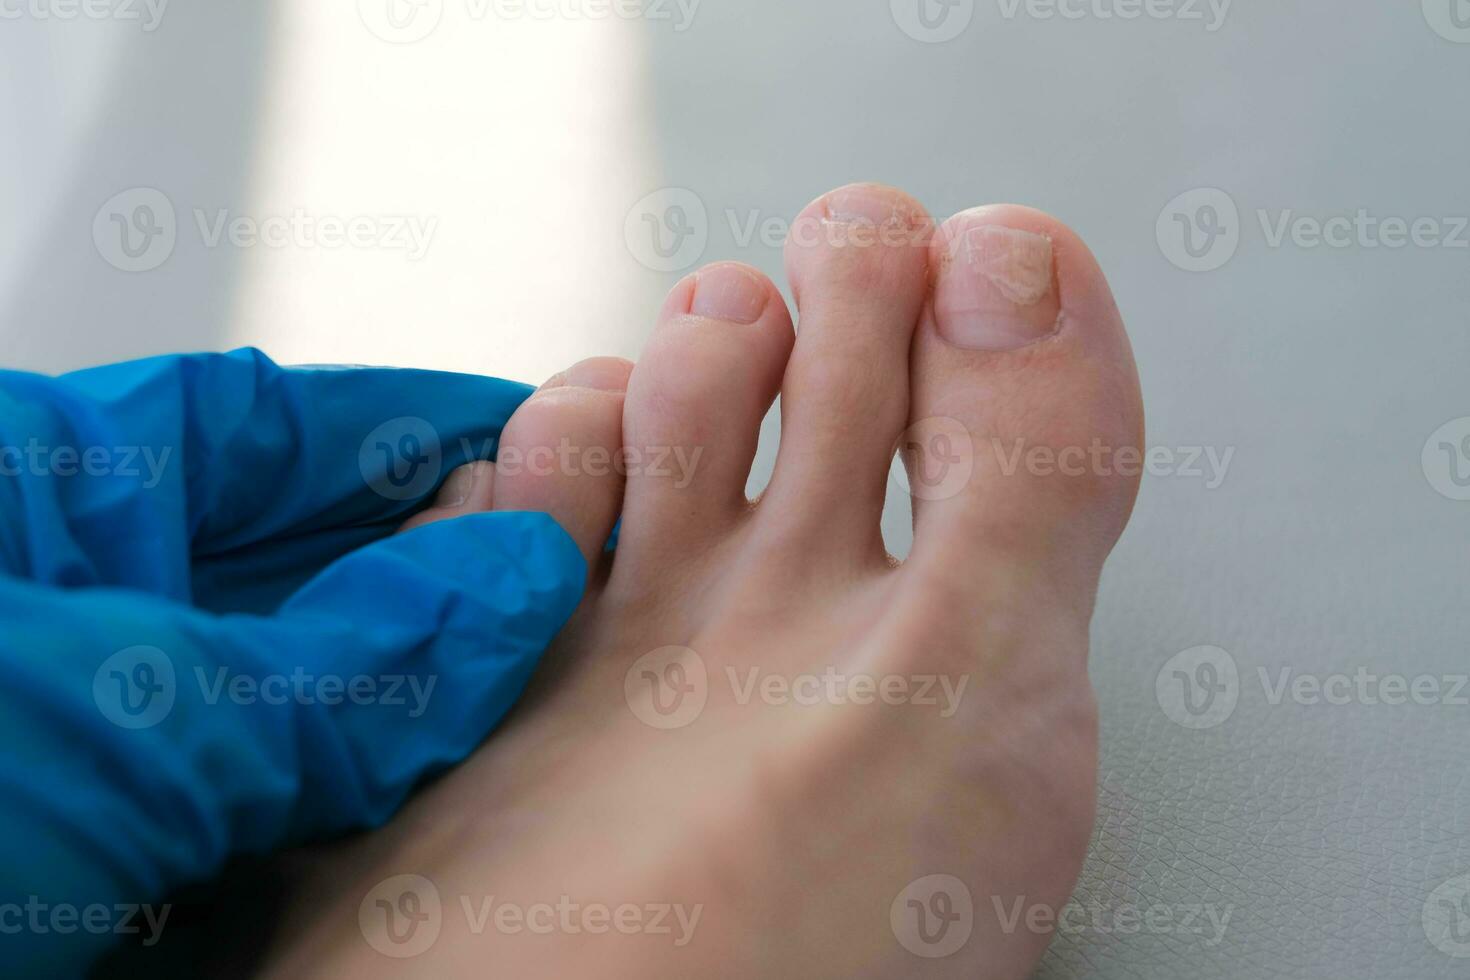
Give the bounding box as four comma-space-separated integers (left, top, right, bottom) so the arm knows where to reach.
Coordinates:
260, 182, 1144, 980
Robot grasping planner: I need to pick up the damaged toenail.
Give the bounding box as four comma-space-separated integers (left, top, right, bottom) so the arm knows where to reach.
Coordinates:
822, 186, 914, 228
935, 221, 1061, 351
691, 265, 769, 324
437, 462, 488, 507
560, 359, 632, 392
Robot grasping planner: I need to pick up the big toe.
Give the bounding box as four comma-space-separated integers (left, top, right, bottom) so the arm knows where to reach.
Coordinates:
903, 205, 1144, 591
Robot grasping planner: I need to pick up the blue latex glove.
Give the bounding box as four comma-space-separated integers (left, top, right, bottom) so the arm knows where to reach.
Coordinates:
0, 349, 587, 976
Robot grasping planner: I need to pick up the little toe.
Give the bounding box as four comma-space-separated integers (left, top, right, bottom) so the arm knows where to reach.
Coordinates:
488, 357, 632, 573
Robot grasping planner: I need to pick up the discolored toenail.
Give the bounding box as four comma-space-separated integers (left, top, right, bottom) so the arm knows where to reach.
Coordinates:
822, 184, 915, 228
690, 264, 770, 325
552, 357, 633, 393
434, 460, 493, 508
934, 214, 1061, 351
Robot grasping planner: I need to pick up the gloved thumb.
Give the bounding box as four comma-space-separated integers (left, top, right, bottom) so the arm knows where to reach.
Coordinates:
268, 509, 587, 833
0, 511, 585, 977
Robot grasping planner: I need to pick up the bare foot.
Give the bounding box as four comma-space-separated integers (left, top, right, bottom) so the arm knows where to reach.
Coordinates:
265, 182, 1143, 979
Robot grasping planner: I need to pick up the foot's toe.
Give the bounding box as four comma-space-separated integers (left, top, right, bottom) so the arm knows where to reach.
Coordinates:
905, 205, 1143, 587
616, 262, 794, 563
396, 459, 499, 534
487, 357, 631, 571
760, 182, 934, 561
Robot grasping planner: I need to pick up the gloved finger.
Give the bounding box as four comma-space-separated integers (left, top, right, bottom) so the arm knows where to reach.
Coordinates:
0, 349, 533, 602
0, 510, 583, 976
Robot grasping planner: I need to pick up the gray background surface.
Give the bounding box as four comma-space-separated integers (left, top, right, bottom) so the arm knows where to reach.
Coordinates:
3, 2, 1469, 976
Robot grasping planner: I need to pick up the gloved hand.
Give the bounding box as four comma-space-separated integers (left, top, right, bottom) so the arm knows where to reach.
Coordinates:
0, 349, 587, 976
